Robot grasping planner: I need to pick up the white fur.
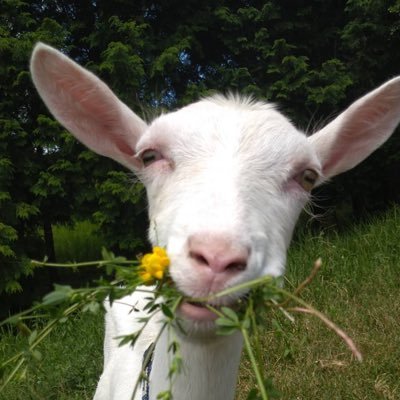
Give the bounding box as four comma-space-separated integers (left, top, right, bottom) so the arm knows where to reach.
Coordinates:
30, 43, 400, 400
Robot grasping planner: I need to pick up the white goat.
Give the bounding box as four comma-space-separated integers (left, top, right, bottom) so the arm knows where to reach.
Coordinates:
30, 43, 400, 400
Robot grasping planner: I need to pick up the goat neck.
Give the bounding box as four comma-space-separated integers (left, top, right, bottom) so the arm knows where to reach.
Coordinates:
150, 327, 243, 400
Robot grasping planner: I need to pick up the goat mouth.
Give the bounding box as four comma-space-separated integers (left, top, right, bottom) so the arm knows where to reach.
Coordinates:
179, 298, 242, 322
179, 300, 221, 322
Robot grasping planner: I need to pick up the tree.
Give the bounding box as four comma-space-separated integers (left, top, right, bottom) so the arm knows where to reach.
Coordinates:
0, 0, 149, 296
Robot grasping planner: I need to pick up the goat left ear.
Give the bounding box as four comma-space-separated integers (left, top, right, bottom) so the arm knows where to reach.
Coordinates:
309, 77, 400, 180
30, 43, 147, 170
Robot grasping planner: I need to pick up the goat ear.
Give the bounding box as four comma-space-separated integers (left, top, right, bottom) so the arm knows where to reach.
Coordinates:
309, 77, 400, 180
30, 42, 147, 170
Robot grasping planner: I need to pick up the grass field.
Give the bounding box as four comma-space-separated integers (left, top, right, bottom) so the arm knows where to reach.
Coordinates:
1, 207, 399, 399
53, 221, 106, 263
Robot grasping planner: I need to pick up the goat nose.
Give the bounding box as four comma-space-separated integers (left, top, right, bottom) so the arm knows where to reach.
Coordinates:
188, 234, 249, 273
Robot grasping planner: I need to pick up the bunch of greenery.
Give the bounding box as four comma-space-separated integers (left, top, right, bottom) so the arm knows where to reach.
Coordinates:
0, 248, 361, 400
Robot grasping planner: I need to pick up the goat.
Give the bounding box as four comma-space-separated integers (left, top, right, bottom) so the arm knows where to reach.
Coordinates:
30, 43, 400, 400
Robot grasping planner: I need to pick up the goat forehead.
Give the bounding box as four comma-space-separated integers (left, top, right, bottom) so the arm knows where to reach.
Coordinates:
141, 97, 310, 162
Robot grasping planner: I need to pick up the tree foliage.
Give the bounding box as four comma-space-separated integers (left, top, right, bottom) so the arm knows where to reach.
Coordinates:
1, 0, 400, 296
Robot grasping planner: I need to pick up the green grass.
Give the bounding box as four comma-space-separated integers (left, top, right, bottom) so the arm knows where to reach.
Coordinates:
53, 221, 106, 263
238, 206, 400, 399
1, 207, 399, 399
0, 313, 103, 400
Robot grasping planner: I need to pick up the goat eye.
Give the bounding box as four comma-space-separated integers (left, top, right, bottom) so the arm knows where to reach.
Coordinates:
140, 149, 162, 167
298, 169, 318, 191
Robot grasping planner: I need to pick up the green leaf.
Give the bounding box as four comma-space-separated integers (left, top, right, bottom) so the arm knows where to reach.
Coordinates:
0, 191, 11, 202
16, 322, 31, 336
168, 355, 183, 377
156, 390, 172, 400
161, 303, 174, 319
220, 307, 239, 322
117, 332, 140, 347
4, 280, 21, 292
15, 203, 40, 220
28, 330, 38, 345
42, 285, 73, 306
82, 301, 100, 314
0, 244, 15, 258
101, 247, 115, 261
168, 341, 179, 354
31, 349, 42, 362
216, 325, 238, 336
215, 316, 239, 327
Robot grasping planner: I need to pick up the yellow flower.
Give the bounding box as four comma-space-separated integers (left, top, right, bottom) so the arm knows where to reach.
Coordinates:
139, 247, 170, 284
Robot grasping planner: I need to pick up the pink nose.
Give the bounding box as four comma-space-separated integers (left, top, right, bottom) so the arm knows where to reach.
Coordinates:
188, 234, 249, 273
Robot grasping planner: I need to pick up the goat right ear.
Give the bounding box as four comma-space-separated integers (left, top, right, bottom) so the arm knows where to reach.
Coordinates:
309, 76, 400, 180
30, 43, 147, 170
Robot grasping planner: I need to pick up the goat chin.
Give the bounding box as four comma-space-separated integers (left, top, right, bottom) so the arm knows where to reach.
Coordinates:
174, 317, 221, 340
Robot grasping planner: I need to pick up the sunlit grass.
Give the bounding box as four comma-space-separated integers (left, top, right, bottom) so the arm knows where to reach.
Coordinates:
237, 206, 400, 399
53, 221, 106, 263
0, 313, 103, 400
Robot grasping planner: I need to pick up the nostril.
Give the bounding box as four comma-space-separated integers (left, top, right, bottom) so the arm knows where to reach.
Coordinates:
189, 251, 209, 267
226, 261, 247, 272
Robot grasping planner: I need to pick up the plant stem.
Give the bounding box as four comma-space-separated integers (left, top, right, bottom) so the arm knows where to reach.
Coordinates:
31, 259, 136, 268
0, 303, 45, 327
241, 326, 269, 400
248, 299, 265, 370
0, 358, 25, 392
275, 287, 363, 361
188, 275, 274, 303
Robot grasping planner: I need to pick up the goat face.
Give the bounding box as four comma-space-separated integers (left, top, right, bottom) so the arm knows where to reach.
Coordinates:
30, 43, 400, 329
137, 98, 320, 312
